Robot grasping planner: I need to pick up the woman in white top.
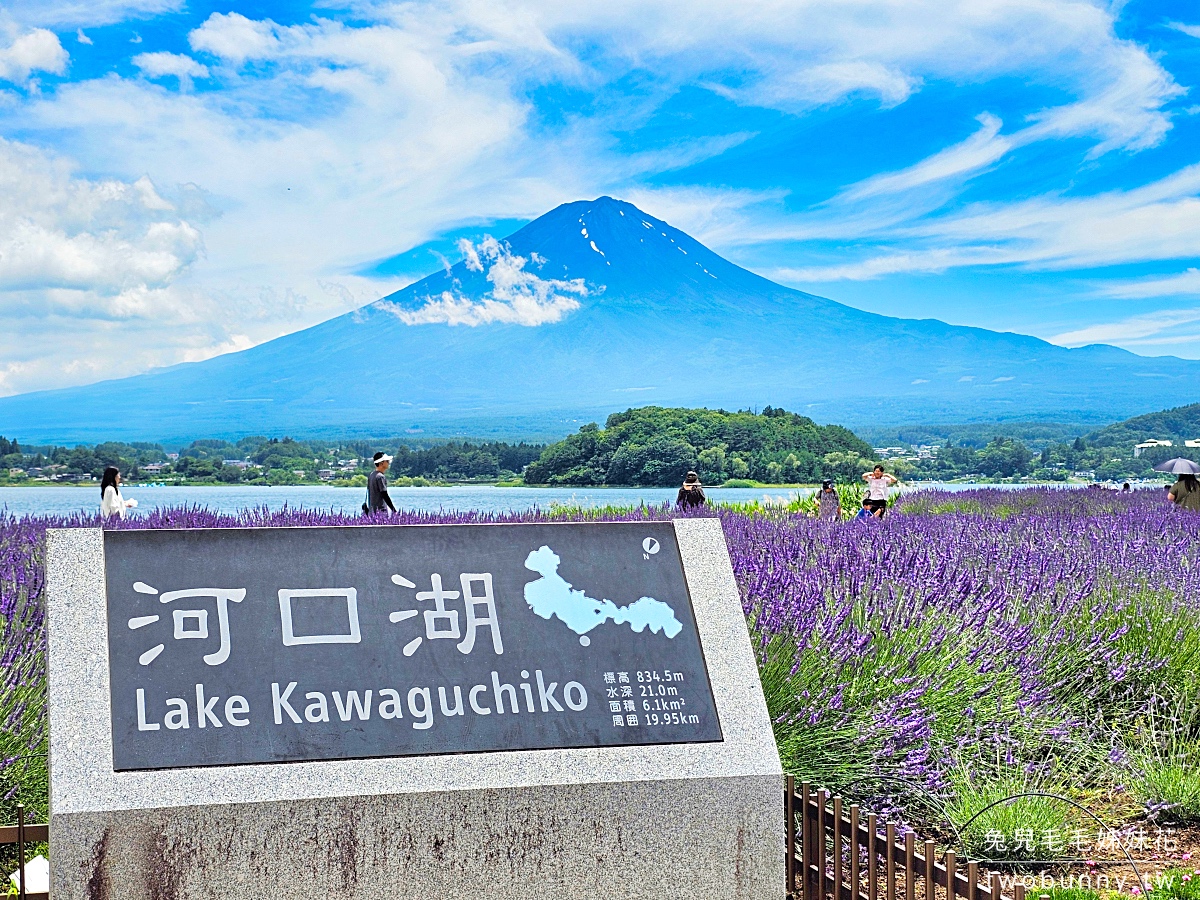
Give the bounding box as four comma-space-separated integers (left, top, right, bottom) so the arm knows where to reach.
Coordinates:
862, 464, 898, 518
100, 466, 136, 519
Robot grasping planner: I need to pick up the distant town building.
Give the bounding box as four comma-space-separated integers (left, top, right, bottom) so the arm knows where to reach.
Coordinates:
166, 453, 179, 461
223, 459, 254, 469
318, 469, 335, 481
141, 463, 166, 475
1185, 440, 1200, 449
873, 447, 908, 458
1133, 439, 1173, 457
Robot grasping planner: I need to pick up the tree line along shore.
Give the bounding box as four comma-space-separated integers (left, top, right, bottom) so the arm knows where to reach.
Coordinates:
0, 402, 1196, 489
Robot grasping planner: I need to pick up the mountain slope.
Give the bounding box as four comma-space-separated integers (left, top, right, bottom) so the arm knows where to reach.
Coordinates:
2, 196, 1198, 443
1087, 402, 1200, 448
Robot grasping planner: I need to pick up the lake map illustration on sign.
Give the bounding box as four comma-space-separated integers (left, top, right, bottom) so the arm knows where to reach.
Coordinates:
523, 545, 684, 646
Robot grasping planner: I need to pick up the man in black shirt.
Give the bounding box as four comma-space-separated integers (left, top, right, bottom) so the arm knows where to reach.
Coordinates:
365, 452, 396, 514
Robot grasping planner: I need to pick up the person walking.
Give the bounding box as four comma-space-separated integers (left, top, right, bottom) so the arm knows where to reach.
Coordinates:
364, 452, 397, 514
1168, 473, 1200, 511
676, 471, 706, 509
99, 466, 137, 519
862, 464, 898, 518
817, 480, 841, 520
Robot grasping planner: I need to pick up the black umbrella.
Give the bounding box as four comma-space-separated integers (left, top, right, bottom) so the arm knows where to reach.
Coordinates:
1153, 458, 1200, 475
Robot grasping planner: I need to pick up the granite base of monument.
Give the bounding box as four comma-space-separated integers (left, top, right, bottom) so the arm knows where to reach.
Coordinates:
46, 518, 783, 900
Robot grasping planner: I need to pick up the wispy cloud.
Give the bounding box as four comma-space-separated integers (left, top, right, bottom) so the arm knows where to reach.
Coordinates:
1100, 269, 1200, 300
1169, 22, 1200, 40
132, 52, 209, 90
837, 114, 1012, 202
3, 0, 182, 28
1053, 309, 1200, 346
379, 237, 587, 327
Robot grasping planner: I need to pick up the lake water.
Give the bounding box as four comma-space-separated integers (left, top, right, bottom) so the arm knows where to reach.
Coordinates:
0, 484, 815, 517
0, 481, 1098, 518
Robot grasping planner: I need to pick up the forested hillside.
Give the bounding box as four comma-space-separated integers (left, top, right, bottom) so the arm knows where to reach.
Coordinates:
523, 407, 876, 486
1087, 402, 1200, 448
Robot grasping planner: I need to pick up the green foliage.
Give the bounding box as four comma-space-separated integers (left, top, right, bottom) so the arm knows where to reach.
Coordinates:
1124, 697, 1200, 824
1087, 402, 1200, 449
944, 771, 1074, 862
1152, 869, 1200, 900
524, 406, 876, 486
0, 434, 545, 486
1033, 888, 1102, 900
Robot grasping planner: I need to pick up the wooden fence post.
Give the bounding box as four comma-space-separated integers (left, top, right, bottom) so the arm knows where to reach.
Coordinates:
16, 803, 25, 900
801, 782, 811, 900
833, 796, 844, 900
786, 776, 796, 899
885, 823, 896, 900
817, 789, 828, 898
850, 805, 861, 900
904, 832, 915, 900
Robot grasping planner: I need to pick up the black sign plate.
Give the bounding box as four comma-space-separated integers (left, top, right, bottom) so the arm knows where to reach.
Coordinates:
103, 523, 723, 770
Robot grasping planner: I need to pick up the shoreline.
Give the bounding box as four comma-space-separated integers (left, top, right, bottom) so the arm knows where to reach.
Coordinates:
0, 478, 1166, 490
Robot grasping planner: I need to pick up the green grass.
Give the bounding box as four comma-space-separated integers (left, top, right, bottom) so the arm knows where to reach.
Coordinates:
1033, 888, 1102, 900
944, 772, 1075, 862
1125, 720, 1200, 825
1151, 869, 1200, 900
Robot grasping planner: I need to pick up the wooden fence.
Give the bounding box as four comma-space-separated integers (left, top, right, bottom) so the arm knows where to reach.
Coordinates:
788, 777, 1027, 900
0, 804, 48, 900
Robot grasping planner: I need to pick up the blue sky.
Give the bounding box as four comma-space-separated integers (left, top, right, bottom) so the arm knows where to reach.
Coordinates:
2, 0, 1200, 395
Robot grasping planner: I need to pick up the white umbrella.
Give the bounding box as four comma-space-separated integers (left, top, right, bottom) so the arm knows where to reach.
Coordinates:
1153, 458, 1200, 475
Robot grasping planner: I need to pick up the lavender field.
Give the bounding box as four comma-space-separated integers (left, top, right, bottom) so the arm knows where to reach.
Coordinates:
1, 489, 1197, 859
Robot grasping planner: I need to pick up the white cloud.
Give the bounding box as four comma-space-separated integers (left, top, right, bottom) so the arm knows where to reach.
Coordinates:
1169, 22, 1200, 39
132, 52, 209, 90
1102, 269, 1200, 300
177, 333, 254, 363
381, 236, 586, 326
483, 0, 1179, 151
0, 29, 68, 83
3, 0, 181, 28
1053, 309, 1200, 346
0, 137, 201, 307
75, 29, 92, 46
838, 114, 1012, 202
188, 12, 279, 64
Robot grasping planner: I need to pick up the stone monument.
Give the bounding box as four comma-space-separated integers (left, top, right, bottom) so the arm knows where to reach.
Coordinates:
46, 518, 782, 899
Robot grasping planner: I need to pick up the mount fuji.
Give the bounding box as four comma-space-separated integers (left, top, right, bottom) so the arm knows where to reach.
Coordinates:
4, 196, 1200, 443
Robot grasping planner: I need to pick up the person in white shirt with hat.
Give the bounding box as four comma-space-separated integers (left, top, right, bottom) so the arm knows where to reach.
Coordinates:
364, 452, 396, 514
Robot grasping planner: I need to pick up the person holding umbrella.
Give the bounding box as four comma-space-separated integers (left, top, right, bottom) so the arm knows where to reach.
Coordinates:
1155, 458, 1200, 511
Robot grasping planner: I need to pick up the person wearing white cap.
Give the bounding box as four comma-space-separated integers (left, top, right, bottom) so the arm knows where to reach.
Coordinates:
364, 451, 396, 514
